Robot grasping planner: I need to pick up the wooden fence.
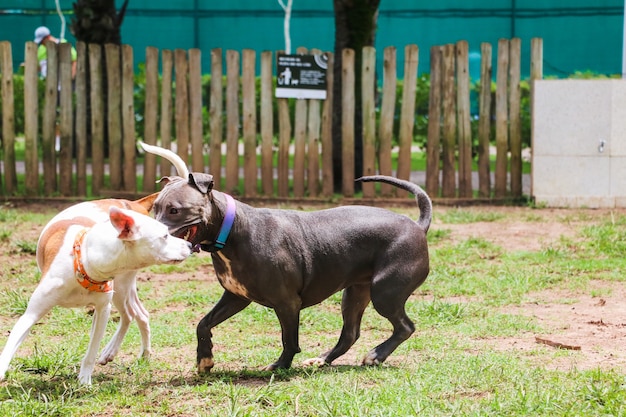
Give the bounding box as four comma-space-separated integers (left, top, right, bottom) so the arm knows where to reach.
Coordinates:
0, 38, 543, 200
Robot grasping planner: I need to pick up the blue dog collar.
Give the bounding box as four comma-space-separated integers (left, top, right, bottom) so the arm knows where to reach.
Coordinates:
212, 194, 236, 250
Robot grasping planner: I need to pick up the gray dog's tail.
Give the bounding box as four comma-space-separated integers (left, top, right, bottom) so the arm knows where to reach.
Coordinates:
356, 175, 432, 233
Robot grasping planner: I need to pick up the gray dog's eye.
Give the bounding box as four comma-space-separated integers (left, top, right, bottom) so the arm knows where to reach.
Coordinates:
169, 207, 179, 215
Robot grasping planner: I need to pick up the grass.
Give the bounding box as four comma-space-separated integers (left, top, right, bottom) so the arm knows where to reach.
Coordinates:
0, 204, 624, 416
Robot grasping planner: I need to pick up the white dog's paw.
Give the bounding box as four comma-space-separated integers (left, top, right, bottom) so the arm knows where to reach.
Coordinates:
139, 348, 152, 361
77, 372, 92, 386
301, 357, 328, 367
97, 351, 115, 365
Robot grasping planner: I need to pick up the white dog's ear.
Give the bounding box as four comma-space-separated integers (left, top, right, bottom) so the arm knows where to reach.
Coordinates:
109, 207, 141, 240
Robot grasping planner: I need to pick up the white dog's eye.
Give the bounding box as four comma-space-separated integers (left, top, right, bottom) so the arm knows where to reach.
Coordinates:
169, 207, 179, 215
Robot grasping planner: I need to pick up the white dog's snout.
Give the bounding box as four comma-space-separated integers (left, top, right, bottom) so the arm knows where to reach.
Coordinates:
179, 240, 193, 258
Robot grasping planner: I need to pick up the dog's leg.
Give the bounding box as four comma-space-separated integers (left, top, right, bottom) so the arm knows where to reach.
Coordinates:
130, 281, 151, 360
78, 297, 111, 385
302, 284, 371, 367
361, 283, 416, 366
196, 291, 251, 373
99, 273, 151, 365
0, 286, 56, 379
263, 303, 303, 371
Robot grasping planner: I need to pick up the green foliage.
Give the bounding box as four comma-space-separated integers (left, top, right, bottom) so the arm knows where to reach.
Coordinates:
569, 71, 621, 80
385, 73, 431, 149
0, 75, 45, 136
417, 298, 467, 325
15, 240, 37, 255
1, 289, 29, 316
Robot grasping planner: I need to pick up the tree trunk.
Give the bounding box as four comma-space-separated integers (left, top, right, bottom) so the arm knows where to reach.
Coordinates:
71, 0, 128, 44
70, 0, 129, 157
332, 0, 380, 192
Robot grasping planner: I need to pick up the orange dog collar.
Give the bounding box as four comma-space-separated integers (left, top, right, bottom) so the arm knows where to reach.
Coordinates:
73, 228, 113, 293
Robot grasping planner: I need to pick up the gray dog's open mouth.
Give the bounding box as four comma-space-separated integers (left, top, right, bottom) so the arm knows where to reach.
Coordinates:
173, 224, 203, 252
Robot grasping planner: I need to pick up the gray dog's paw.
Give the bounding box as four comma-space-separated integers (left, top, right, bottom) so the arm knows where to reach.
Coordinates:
197, 357, 215, 374
361, 352, 381, 366
301, 357, 327, 367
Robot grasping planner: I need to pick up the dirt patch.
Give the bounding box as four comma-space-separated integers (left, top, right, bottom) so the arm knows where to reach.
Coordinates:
432, 206, 626, 371
440, 220, 577, 252
432, 206, 587, 252
487, 282, 626, 371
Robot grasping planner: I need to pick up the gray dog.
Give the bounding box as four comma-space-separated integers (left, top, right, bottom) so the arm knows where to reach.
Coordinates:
140, 142, 432, 373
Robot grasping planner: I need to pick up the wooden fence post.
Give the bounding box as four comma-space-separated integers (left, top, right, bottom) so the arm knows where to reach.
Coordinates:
396, 44, 418, 194
426, 45, 442, 197
75, 42, 87, 196
189, 48, 204, 173
320, 52, 334, 198
361, 46, 377, 198
378, 46, 397, 197
441, 44, 456, 198
293, 47, 308, 198
341, 48, 355, 197
306, 96, 321, 198
306, 49, 323, 198
43, 40, 58, 195
509, 38, 522, 198
142, 46, 158, 191
0, 42, 16, 194
23, 41, 39, 195
225, 50, 240, 193
495, 39, 510, 198
122, 44, 136, 193
209, 48, 223, 186
276, 48, 291, 198
160, 50, 173, 177
530, 38, 544, 118
277, 95, 291, 197
105, 44, 122, 191
260, 50, 274, 195
456, 40, 472, 198
89, 43, 104, 195
174, 49, 190, 164
530, 38, 543, 197
59, 42, 74, 196
477, 42, 493, 198
242, 48, 257, 197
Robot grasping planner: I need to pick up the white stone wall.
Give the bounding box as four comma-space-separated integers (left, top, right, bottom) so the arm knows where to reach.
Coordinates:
532, 79, 626, 208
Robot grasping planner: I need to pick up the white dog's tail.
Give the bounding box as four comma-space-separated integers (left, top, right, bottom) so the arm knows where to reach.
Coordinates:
356, 175, 433, 233
138, 141, 190, 179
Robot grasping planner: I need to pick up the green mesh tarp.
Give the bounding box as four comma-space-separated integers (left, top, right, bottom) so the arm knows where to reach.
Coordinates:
1, 0, 623, 79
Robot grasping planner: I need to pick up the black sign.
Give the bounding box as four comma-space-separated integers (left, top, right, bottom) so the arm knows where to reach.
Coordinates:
276, 53, 328, 100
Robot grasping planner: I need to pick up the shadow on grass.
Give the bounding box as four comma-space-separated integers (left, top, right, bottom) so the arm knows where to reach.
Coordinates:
0, 371, 95, 402
0, 362, 394, 395
168, 363, 391, 387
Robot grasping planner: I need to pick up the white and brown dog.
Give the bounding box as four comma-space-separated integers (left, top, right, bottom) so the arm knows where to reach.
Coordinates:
0, 196, 193, 385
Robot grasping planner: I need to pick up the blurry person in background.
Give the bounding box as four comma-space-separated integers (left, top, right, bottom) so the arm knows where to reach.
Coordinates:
34, 26, 77, 78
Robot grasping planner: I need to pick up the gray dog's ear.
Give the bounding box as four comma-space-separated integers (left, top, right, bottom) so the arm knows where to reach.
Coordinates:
188, 173, 214, 194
